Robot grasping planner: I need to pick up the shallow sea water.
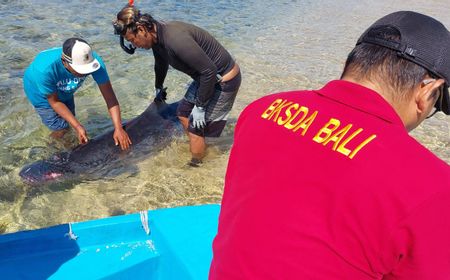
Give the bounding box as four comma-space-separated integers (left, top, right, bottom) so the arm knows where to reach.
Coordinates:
0, 0, 448, 233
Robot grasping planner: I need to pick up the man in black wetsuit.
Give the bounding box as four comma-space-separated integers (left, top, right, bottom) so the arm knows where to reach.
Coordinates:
113, 5, 241, 167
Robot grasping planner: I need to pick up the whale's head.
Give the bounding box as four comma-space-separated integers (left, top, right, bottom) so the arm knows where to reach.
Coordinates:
19, 154, 72, 186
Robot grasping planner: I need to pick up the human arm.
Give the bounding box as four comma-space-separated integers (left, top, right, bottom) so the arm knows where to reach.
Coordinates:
170, 36, 217, 107
154, 87, 167, 103
98, 81, 132, 150
169, 35, 218, 128
47, 93, 88, 144
153, 48, 169, 92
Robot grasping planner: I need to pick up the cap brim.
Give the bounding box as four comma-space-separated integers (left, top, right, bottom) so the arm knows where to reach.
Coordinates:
70, 58, 101, 75
441, 86, 450, 115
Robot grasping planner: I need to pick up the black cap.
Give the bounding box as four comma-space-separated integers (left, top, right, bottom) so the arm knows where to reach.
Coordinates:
357, 11, 450, 115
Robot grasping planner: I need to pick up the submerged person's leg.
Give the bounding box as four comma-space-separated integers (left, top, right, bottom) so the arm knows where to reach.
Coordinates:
177, 81, 198, 134
188, 132, 206, 166
178, 116, 189, 133
35, 98, 76, 141
177, 81, 203, 165
176, 74, 241, 166
177, 103, 206, 166
50, 128, 69, 139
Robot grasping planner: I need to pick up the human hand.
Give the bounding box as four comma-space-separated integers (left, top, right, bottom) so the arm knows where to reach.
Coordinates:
75, 124, 89, 144
154, 87, 167, 103
191, 105, 206, 129
113, 127, 132, 150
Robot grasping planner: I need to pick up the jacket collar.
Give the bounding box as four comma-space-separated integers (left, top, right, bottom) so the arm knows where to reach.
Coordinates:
315, 80, 404, 126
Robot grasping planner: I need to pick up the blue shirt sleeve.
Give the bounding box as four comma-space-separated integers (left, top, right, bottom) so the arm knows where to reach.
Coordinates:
91, 52, 110, 85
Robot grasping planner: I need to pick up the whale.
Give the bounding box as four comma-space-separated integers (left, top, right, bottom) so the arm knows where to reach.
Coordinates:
19, 101, 182, 186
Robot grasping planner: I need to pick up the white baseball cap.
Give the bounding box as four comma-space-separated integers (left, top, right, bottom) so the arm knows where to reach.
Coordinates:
62, 38, 100, 75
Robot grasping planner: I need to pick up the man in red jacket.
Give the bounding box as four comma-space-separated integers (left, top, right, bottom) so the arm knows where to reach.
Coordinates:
210, 11, 450, 279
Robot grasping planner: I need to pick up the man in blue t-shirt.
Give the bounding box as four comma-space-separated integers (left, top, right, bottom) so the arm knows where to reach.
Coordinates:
23, 37, 131, 150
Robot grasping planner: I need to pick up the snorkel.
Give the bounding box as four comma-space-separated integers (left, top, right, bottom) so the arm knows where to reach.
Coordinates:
119, 36, 136, 55
114, 0, 136, 54
114, 0, 158, 55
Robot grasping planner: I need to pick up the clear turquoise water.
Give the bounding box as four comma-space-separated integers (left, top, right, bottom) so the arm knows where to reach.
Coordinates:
0, 0, 449, 233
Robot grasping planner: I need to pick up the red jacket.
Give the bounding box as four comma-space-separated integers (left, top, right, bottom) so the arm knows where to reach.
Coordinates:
210, 80, 450, 279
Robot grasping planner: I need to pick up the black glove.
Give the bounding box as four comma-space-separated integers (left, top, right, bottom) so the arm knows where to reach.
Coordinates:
154, 87, 167, 103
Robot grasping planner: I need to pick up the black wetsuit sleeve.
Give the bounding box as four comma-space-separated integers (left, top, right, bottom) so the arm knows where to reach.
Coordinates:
153, 49, 169, 90
170, 37, 217, 107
